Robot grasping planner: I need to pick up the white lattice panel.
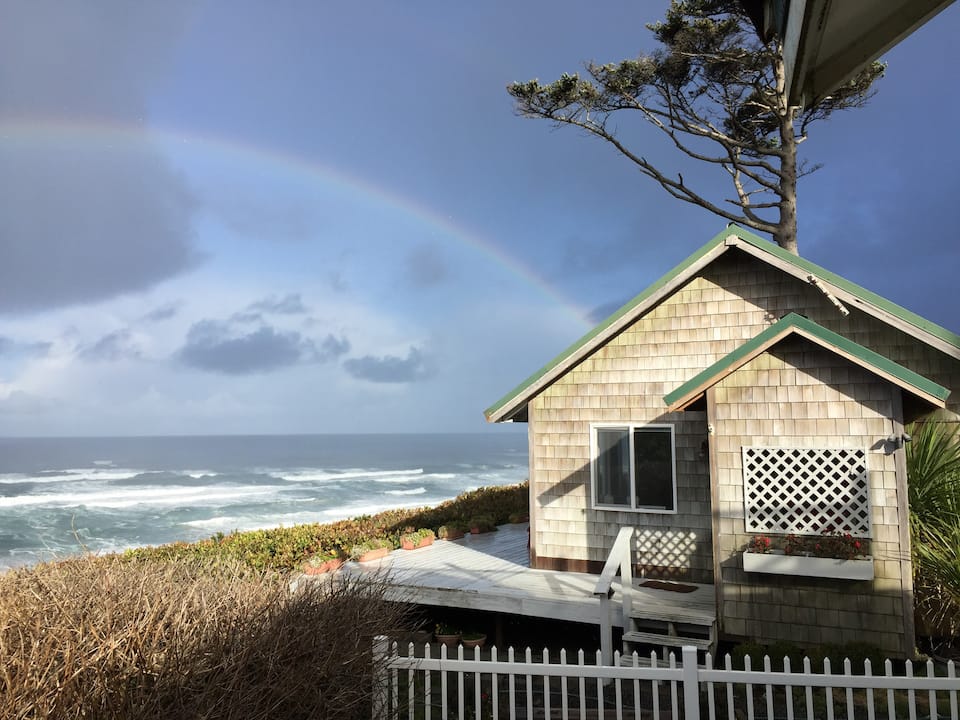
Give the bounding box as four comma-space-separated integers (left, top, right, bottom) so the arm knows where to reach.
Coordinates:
742, 447, 870, 537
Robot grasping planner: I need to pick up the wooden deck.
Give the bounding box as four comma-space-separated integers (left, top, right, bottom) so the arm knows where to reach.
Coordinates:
327, 523, 715, 630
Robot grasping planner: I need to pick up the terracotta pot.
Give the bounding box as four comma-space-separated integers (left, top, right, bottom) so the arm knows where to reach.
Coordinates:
357, 547, 391, 563
461, 634, 486, 649
303, 558, 343, 575
401, 536, 435, 550
440, 529, 465, 541
435, 633, 461, 647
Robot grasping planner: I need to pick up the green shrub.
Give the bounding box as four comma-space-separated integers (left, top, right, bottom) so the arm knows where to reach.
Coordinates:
125, 482, 528, 572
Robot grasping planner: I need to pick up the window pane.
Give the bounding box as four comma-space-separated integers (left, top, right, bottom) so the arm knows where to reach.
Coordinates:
596, 428, 630, 506
633, 428, 674, 510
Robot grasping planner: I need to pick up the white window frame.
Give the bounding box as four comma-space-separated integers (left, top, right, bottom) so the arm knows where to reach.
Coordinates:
590, 423, 678, 514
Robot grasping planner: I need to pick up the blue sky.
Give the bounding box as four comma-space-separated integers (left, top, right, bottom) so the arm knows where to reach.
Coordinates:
1, 1, 957, 437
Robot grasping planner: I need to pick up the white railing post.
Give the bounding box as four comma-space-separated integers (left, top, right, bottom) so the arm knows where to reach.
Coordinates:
599, 593, 613, 667
682, 645, 701, 720
372, 635, 391, 720
594, 526, 636, 666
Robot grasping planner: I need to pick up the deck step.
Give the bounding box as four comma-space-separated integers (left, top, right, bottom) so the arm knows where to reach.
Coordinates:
621, 631, 713, 650
629, 607, 715, 625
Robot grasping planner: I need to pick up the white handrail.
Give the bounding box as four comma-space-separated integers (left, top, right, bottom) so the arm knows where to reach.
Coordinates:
593, 526, 635, 666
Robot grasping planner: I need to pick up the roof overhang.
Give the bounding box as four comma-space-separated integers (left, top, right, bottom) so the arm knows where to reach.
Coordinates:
664, 312, 950, 411
745, 0, 955, 108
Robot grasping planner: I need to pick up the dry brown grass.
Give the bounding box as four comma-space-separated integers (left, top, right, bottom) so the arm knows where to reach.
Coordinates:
0, 554, 410, 719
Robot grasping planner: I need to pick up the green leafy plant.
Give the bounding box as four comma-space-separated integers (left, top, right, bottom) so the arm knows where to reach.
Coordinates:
906, 420, 960, 637
348, 538, 394, 561
435, 622, 459, 636
438, 521, 468, 539
400, 528, 435, 547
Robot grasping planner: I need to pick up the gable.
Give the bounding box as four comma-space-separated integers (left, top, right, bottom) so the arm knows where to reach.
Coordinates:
663, 313, 949, 411
486, 225, 960, 423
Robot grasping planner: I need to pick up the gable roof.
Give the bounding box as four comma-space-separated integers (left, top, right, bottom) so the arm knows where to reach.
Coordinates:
663, 312, 949, 411
485, 225, 960, 423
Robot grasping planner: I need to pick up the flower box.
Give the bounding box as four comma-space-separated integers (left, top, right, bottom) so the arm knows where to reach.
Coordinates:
742, 550, 874, 580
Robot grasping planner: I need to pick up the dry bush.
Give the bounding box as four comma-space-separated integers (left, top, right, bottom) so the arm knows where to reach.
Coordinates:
0, 555, 410, 719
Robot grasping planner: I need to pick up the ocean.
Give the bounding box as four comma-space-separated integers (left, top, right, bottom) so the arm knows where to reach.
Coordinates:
0, 432, 528, 570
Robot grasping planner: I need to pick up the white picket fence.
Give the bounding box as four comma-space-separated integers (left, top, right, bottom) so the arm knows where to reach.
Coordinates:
372, 638, 960, 720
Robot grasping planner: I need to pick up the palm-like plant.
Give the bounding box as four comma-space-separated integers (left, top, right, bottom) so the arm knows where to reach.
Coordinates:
906, 420, 960, 637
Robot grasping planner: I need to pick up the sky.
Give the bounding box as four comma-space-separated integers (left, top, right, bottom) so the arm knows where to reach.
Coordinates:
0, 1, 957, 437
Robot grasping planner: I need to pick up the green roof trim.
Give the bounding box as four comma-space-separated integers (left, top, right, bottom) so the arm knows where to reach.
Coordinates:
663, 312, 950, 407
485, 224, 959, 422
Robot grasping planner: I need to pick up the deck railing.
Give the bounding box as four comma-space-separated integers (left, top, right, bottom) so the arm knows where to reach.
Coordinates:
593, 526, 634, 666
372, 638, 960, 720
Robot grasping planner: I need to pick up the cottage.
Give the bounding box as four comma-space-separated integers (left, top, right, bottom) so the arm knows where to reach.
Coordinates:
485, 225, 960, 658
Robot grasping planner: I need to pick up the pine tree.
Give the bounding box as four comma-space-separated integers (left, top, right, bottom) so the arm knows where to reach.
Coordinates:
508, 0, 884, 255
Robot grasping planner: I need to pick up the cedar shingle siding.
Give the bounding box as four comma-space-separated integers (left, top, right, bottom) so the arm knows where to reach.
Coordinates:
522, 246, 960, 657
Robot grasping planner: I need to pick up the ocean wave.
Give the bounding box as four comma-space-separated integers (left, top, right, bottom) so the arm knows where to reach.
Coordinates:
383, 487, 427, 496
183, 512, 328, 532
319, 499, 426, 518
0, 468, 144, 484
271, 468, 424, 483
0, 485, 276, 510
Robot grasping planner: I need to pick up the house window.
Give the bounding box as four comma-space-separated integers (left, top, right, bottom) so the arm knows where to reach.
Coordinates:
592, 424, 677, 513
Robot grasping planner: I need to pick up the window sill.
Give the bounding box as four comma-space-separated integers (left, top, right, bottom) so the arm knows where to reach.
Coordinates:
742, 550, 874, 580
592, 503, 677, 515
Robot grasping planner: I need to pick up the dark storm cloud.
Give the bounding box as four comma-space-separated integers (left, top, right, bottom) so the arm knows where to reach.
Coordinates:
807, 179, 960, 333
178, 320, 349, 375
0, 336, 52, 358
78, 329, 142, 362
406, 244, 448, 287
0, 3, 200, 314
343, 346, 433, 383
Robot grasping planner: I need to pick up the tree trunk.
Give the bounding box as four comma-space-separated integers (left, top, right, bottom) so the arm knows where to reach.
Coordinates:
774, 45, 800, 256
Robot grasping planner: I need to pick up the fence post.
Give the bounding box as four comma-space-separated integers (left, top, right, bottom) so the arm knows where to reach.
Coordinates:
681, 646, 701, 720
372, 635, 390, 720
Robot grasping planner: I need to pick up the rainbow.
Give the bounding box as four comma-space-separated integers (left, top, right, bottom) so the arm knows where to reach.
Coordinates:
1, 118, 594, 329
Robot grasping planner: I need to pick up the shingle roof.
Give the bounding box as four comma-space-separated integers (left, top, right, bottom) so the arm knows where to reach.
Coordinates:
485, 225, 960, 423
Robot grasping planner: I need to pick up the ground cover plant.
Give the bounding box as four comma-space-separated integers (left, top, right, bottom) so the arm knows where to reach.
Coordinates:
126, 482, 528, 571
0, 554, 410, 719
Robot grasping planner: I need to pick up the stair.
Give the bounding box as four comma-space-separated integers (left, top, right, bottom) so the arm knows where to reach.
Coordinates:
621, 630, 713, 650
621, 616, 716, 657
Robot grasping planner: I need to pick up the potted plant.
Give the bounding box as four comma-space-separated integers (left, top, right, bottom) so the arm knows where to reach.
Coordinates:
468, 514, 497, 534
434, 622, 460, 647
461, 631, 487, 649
400, 528, 435, 550
438, 521, 468, 541
302, 549, 343, 575
349, 537, 394, 563
508, 512, 529, 524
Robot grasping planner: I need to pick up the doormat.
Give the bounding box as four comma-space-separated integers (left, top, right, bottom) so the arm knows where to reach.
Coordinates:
640, 580, 698, 593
